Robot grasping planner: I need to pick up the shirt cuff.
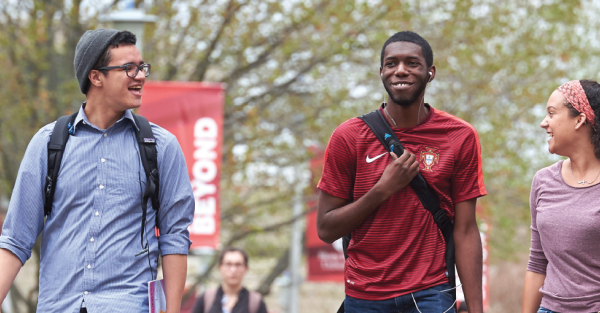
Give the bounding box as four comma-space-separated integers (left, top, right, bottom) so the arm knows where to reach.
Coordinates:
452, 191, 486, 204
0, 237, 31, 265
527, 254, 548, 275
158, 233, 192, 255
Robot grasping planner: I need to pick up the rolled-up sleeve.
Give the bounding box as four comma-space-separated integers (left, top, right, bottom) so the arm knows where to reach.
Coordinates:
0, 125, 52, 264
156, 131, 194, 255
527, 172, 548, 274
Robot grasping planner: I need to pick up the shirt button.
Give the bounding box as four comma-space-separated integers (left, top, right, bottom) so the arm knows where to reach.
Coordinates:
95, 211, 99, 216
90, 237, 94, 242
103, 133, 107, 137
87, 264, 91, 269
84, 291, 88, 295
83, 121, 87, 125
101, 158, 106, 163
99, 185, 104, 190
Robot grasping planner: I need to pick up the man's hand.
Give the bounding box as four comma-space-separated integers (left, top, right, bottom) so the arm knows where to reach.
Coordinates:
373, 150, 420, 198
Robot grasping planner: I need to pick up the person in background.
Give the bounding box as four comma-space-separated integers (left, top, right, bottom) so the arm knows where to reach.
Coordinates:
522, 80, 600, 313
193, 247, 267, 313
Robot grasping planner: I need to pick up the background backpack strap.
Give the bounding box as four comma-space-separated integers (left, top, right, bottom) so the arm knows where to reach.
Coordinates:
44, 113, 78, 217
248, 290, 262, 313
358, 109, 456, 299
203, 288, 218, 313
132, 114, 160, 240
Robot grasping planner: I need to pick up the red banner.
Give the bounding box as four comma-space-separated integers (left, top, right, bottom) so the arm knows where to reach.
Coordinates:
139, 81, 224, 249
306, 148, 345, 282
306, 210, 345, 282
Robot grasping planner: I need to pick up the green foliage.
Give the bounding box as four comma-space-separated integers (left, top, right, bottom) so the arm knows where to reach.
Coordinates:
2, 1, 600, 310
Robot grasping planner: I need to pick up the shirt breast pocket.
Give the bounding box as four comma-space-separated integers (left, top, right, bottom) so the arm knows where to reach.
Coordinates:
109, 165, 147, 212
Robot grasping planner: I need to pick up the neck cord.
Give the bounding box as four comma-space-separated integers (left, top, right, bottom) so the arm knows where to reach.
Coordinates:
570, 160, 600, 185
417, 97, 424, 126
418, 77, 429, 125
384, 80, 427, 127
384, 105, 397, 127
411, 283, 460, 313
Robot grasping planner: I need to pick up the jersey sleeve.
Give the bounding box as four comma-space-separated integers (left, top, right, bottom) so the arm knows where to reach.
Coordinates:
317, 121, 357, 200
450, 125, 487, 203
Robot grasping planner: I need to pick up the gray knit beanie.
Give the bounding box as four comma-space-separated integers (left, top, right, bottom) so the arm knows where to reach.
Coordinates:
74, 28, 120, 94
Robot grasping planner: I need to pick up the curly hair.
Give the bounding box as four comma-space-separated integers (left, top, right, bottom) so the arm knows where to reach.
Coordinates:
380, 31, 433, 68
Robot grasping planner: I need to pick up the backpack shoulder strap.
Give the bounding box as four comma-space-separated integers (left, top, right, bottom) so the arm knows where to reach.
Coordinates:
248, 290, 262, 313
203, 288, 218, 313
44, 113, 78, 217
131, 114, 160, 234
358, 110, 400, 154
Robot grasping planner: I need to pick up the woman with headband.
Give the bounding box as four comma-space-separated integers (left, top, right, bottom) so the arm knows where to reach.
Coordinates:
522, 80, 600, 313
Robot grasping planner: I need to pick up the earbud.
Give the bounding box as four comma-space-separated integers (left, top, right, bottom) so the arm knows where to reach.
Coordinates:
428, 71, 433, 82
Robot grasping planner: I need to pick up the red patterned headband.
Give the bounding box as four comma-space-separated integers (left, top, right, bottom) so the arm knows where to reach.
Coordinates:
557, 80, 596, 126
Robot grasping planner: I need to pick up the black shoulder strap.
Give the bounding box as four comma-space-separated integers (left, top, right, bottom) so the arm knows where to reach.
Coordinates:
358, 109, 456, 298
131, 114, 160, 243
44, 113, 78, 217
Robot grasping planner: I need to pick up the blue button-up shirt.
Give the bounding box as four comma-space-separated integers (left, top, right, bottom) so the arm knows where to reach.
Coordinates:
0, 106, 194, 313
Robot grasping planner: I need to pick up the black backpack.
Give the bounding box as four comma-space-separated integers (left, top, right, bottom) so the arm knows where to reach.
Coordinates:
44, 111, 160, 254
337, 109, 456, 313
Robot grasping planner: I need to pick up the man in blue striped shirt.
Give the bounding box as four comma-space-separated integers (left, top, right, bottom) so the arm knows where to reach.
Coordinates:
0, 29, 195, 313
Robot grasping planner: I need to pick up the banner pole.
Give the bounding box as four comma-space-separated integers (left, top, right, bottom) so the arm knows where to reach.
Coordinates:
288, 168, 305, 313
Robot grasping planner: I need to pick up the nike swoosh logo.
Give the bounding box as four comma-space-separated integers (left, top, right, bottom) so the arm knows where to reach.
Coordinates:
366, 152, 388, 163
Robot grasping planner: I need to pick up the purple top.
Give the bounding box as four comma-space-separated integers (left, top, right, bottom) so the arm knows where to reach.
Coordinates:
528, 160, 600, 312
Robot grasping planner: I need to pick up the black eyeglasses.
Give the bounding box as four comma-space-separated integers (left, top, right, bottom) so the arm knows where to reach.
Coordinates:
95, 63, 151, 78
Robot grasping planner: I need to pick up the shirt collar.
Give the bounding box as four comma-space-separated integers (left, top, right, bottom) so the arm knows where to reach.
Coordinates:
72, 102, 139, 133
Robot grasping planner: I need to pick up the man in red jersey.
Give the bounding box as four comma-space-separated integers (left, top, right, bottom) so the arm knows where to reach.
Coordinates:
317, 31, 486, 313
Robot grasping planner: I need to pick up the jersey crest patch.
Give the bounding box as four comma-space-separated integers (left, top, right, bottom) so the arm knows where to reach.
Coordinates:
420, 147, 440, 172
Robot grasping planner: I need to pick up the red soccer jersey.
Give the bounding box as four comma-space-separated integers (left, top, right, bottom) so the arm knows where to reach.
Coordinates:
317, 104, 486, 300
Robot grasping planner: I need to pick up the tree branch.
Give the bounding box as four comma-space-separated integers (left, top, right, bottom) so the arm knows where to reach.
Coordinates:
224, 8, 390, 129
221, 1, 330, 92
226, 206, 315, 251
221, 193, 292, 222
189, 0, 244, 81
224, 56, 327, 130
255, 248, 289, 296
162, 0, 207, 81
